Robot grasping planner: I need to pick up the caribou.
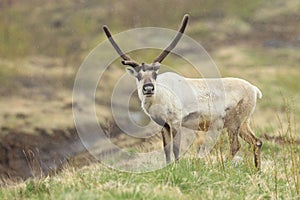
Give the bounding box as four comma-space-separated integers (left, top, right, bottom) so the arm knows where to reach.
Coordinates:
103, 14, 263, 169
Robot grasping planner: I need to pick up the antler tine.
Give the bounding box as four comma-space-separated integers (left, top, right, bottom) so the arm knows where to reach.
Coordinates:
153, 14, 189, 63
103, 25, 139, 67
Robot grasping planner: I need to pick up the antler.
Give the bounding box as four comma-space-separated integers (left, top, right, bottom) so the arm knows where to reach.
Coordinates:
153, 14, 189, 63
103, 25, 140, 67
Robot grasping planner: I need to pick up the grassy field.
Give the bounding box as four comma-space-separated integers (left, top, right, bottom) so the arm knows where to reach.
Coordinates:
0, 0, 300, 199
1, 131, 299, 199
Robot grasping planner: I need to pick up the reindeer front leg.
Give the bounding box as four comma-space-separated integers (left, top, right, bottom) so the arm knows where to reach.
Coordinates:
172, 125, 181, 161
162, 124, 172, 164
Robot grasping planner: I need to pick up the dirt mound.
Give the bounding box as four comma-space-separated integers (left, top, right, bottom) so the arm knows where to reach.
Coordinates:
0, 128, 84, 181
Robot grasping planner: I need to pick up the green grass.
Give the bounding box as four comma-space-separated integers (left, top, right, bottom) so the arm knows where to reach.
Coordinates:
0, 0, 264, 60
1, 141, 299, 200
1, 105, 300, 200
2, 100, 299, 200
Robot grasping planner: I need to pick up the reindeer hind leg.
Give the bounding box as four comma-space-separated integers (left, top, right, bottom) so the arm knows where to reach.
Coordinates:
239, 122, 262, 170
224, 105, 241, 161
227, 127, 241, 160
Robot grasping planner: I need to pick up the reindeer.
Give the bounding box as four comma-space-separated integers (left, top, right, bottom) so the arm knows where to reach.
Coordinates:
103, 14, 263, 169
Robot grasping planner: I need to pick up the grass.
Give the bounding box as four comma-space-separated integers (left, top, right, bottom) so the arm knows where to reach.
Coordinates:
1, 94, 298, 199
1, 101, 299, 199
0, 139, 299, 200
0, 0, 266, 60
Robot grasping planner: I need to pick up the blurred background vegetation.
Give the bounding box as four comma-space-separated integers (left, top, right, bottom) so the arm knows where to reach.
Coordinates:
0, 0, 265, 60
0, 0, 299, 134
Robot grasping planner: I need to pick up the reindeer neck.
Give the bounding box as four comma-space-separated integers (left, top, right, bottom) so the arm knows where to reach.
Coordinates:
141, 95, 155, 113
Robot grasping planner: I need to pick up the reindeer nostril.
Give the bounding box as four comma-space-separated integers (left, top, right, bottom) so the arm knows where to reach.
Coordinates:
143, 83, 154, 93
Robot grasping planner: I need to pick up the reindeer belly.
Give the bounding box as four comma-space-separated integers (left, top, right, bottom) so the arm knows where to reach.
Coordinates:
182, 111, 210, 130
150, 108, 181, 127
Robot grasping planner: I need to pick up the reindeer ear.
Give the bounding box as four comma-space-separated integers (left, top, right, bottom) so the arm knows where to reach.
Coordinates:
125, 67, 138, 77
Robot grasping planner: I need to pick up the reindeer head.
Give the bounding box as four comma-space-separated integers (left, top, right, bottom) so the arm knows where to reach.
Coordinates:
103, 14, 189, 97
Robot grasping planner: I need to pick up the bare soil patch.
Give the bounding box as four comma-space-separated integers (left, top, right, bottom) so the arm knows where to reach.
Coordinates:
0, 127, 83, 180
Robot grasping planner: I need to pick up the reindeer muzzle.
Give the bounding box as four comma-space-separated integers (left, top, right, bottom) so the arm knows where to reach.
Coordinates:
143, 83, 155, 96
